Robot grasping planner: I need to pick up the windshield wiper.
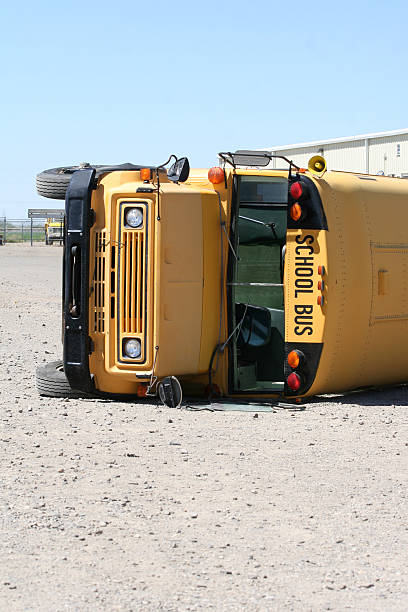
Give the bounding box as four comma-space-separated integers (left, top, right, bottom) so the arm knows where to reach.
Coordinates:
238, 215, 278, 239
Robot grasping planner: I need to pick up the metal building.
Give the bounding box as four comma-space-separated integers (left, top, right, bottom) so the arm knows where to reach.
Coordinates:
262, 129, 408, 177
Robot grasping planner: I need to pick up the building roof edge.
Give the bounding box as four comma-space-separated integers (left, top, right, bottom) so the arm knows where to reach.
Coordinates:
259, 129, 408, 152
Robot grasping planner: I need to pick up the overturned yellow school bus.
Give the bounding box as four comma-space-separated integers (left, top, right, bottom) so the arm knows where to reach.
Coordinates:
36, 152, 408, 402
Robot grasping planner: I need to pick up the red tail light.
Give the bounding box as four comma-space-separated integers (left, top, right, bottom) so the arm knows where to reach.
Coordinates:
290, 181, 304, 200
287, 372, 302, 391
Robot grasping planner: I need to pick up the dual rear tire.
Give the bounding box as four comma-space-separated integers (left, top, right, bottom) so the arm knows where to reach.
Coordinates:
36, 360, 181, 406
36, 165, 94, 200
36, 360, 79, 398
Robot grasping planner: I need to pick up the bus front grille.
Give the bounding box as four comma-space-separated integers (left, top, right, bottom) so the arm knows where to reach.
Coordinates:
92, 230, 106, 333
119, 230, 146, 336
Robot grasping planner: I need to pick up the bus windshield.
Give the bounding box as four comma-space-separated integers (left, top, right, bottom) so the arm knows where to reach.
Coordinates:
229, 176, 287, 393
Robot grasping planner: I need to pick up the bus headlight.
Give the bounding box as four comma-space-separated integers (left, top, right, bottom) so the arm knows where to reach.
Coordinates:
125, 208, 143, 228
124, 338, 141, 359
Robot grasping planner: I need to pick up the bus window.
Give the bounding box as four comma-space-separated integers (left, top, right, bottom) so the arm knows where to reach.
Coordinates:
239, 175, 288, 204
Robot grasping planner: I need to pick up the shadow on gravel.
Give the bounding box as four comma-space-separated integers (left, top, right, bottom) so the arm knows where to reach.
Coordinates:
78, 394, 161, 406
310, 384, 408, 406
74, 395, 307, 413
65, 385, 408, 411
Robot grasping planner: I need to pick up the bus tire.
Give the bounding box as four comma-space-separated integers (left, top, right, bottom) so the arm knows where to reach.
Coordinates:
36, 164, 96, 200
36, 360, 79, 398
36, 167, 78, 200
36, 162, 149, 200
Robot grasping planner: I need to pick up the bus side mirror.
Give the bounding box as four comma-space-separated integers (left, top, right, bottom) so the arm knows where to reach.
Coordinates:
167, 157, 190, 183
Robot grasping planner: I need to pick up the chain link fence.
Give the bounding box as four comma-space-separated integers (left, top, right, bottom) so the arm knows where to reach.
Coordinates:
0, 217, 63, 245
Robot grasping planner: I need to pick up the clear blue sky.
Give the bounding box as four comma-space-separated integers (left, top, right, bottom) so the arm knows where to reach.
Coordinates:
1, 0, 407, 217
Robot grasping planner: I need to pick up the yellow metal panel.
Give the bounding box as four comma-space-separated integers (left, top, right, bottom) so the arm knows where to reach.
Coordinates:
198, 191, 224, 372
153, 185, 203, 377
285, 229, 327, 344
308, 171, 408, 395
371, 245, 408, 321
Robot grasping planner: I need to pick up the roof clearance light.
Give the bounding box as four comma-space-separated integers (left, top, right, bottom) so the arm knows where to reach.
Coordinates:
140, 168, 151, 181
208, 167, 224, 184
290, 203, 303, 221
290, 181, 303, 199
287, 350, 304, 369
287, 372, 302, 391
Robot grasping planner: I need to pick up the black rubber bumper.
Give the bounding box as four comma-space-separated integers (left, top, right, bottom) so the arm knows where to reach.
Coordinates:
63, 169, 96, 393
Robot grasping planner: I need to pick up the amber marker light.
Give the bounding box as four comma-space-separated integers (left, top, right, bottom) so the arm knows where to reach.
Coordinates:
290, 203, 303, 221
208, 167, 224, 184
136, 384, 148, 398
318, 280, 325, 291
287, 350, 304, 369
317, 295, 324, 306
287, 372, 302, 391
318, 265, 326, 276
140, 168, 151, 181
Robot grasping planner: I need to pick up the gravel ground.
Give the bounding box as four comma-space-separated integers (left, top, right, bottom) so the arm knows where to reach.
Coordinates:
0, 243, 407, 611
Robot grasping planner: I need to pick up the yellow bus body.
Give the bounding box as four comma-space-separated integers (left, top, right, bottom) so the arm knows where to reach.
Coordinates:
66, 163, 408, 400
302, 171, 408, 395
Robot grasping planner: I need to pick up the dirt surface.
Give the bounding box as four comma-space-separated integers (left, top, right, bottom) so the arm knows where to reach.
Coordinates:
0, 243, 407, 611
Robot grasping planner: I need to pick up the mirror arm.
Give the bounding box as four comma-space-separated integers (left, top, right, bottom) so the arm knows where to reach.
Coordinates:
155, 168, 161, 221
156, 154, 177, 170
